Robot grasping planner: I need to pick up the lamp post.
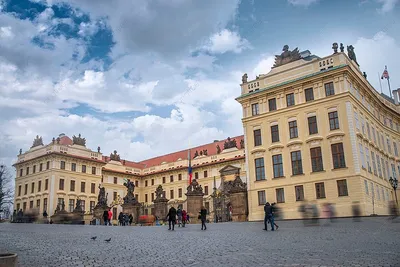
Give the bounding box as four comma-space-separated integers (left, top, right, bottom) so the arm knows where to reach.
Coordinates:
389, 177, 398, 206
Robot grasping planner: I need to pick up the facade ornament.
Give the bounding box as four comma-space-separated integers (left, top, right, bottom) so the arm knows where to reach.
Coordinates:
216, 144, 221, 154
332, 43, 338, 54
155, 185, 167, 201
240, 139, 245, 149
340, 43, 344, 53
31, 135, 44, 148
95, 184, 108, 208
200, 150, 203, 156
273, 45, 302, 68
55, 204, 60, 214
228, 175, 247, 193
19, 149, 22, 155
347, 45, 358, 65
223, 137, 237, 149
203, 149, 208, 156
241, 73, 248, 84
97, 146, 101, 153
123, 179, 136, 204
194, 150, 199, 158
110, 150, 121, 161
186, 179, 203, 195
52, 137, 55, 144
123, 159, 126, 165
73, 199, 83, 213
72, 133, 86, 146
61, 200, 65, 211
363, 72, 367, 79
56, 137, 60, 144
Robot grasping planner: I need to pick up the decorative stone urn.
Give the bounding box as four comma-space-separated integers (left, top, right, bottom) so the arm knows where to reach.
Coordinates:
0, 253, 17, 267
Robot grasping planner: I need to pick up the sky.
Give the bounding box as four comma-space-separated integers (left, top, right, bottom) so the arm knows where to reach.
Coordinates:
0, 0, 399, 170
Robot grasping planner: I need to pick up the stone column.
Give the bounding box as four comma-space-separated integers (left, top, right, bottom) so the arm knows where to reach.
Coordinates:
152, 185, 169, 222
122, 203, 141, 224
185, 179, 204, 224
93, 205, 108, 225
228, 175, 248, 222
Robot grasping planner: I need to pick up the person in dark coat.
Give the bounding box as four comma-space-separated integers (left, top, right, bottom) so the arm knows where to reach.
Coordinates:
129, 214, 133, 225
167, 206, 177, 230
103, 210, 109, 226
264, 202, 275, 231
200, 206, 207, 230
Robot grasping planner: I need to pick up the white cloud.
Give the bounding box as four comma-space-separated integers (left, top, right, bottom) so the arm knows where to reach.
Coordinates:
376, 0, 399, 13
287, 0, 319, 6
251, 55, 275, 79
205, 29, 251, 54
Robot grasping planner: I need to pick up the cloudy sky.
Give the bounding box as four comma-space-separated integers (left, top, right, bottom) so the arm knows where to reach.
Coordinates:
0, 0, 399, 169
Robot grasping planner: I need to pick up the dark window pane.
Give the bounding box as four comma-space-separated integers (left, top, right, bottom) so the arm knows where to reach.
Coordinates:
305, 88, 314, 101
254, 129, 262, 146
308, 116, 318, 135
255, 158, 266, 181
271, 125, 280, 143
268, 98, 277, 111
286, 93, 295, 107
329, 111, 340, 130
289, 120, 298, 139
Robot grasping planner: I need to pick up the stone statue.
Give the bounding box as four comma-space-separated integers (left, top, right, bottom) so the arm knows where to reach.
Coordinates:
200, 150, 203, 156
72, 133, 86, 146
203, 149, 208, 156
223, 137, 237, 149
194, 150, 199, 158
228, 175, 247, 193
52, 137, 55, 144
186, 179, 203, 194
61, 200, 65, 211
97, 146, 101, 153
155, 185, 166, 200
340, 43, 344, 53
31, 135, 44, 148
123, 160, 126, 165
216, 145, 221, 154
273, 45, 302, 68
241, 73, 248, 84
96, 184, 107, 207
19, 149, 22, 155
347, 45, 358, 64
56, 137, 60, 144
74, 199, 83, 213
240, 139, 245, 149
110, 150, 121, 161
55, 204, 60, 213
123, 179, 137, 204
363, 72, 367, 79
332, 43, 338, 54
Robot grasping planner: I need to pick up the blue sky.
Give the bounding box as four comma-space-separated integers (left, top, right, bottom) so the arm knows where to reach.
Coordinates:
0, 0, 399, 167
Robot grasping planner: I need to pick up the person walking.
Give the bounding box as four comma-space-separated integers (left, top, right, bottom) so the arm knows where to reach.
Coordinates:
263, 202, 275, 231
271, 203, 279, 230
118, 212, 124, 226
182, 209, 187, 227
186, 214, 190, 224
107, 208, 113, 226
129, 214, 133, 225
103, 210, 109, 226
177, 207, 183, 227
200, 206, 207, 230
167, 206, 177, 230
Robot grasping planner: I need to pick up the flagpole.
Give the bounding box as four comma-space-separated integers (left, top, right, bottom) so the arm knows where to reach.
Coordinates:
387, 77, 392, 99
378, 72, 383, 93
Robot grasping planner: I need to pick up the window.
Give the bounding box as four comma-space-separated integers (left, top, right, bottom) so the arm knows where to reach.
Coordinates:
385, 161, 390, 180
91, 167, 96, 175
19, 169, 23, 177
324, 82, 335, 96
305, 88, 314, 101
151, 193, 155, 202
205, 186, 209, 195
268, 98, 276, 111
255, 158, 266, 181
39, 163, 43, 171
114, 177, 118, 184
354, 112, 359, 130
33, 165, 36, 173
24, 184, 28, 195
361, 116, 365, 135
310, 147, 324, 172
69, 199, 75, 212
286, 93, 295, 107
308, 116, 318, 135
271, 125, 279, 143
150, 178, 154, 185
178, 188, 182, 198
46, 161, 50, 170
90, 201, 95, 213
16, 203, 20, 211
195, 172, 199, 179
381, 158, 386, 179
36, 199, 40, 209
252, 103, 259, 115
91, 183, 95, 194
392, 164, 397, 179
59, 179, 64, 190
112, 207, 117, 220
26, 167, 29, 175
376, 155, 382, 177
289, 121, 298, 139
135, 181, 139, 187
170, 175, 174, 182
371, 151, 377, 175
372, 127, 377, 143
204, 171, 208, 178
387, 138, 392, 154
70, 180, 75, 192
71, 163, 76, 172
315, 182, 326, 199
291, 151, 303, 175
45, 179, 48, 190
254, 129, 262, 146
366, 122, 371, 139
365, 148, 371, 172
31, 182, 34, 193
331, 143, 346, 169
18, 185, 21, 196
364, 180, 369, 195
145, 180, 148, 187
170, 190, 174, 199
29, 201, 33, 209
60, 161, 65, 170
38, 181, 41, 192
337, 179, 348, 196
276, 188, 285, 203
258, 191, 266, 205
81, 182, 85, 193
394, 142, 398, 157
23, 202, 26, 211
43, 198, 47, 212
178, 174, 182, 181
82, 165, 86, 173
295, 185, 304, 201
328, 111, 339, 130
113, 192, 117, 201
359, 144, 365, 169
57, 198, 64, 209
162, 177, 166, 183
272, 154, 284, 178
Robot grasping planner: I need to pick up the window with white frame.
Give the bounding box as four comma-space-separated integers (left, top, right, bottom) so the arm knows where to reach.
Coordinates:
365, 147, 371, 172
359, 144, 365, 169
354, 112, 359, 130
364, 180, 369, 195
371, 151, 377, 175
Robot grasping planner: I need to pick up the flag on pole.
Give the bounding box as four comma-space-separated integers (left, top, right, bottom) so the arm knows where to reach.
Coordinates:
188, 148, 193, 184
381, 66, 389, 80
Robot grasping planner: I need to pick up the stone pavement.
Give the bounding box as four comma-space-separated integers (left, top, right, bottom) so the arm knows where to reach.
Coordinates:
0, 218, 399, 267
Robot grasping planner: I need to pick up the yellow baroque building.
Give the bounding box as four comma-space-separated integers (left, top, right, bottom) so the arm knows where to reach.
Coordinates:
236, 45, 400, 221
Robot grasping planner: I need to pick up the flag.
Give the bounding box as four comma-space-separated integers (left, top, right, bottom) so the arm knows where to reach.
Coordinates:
188, 148, 193, 184
381, 66, 389, 80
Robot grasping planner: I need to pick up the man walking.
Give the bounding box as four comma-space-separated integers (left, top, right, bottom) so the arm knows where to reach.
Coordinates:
167, 206, 177, 231
263, 202, 275, 231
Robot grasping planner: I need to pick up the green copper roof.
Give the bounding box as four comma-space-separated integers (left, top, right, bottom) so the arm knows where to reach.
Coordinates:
236, 64, 347, 100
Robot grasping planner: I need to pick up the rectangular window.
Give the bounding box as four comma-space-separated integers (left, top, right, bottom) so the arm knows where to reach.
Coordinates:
392, 164, 397, 179
170, 190, 174, 199
359, 144, 365, 169
271, 125, 279, 143
170, 175, 174, 182
90, 201, 95, 213
178, 188, 182, 198
43, 198, 47, 212
205, 186, 209, 195
315, 182, 326, 199
310, 147, 324, 172
71, 163, 76, 172
365, 147, 371, 172
81, 182, 85, 193
31, 182, 34, 193
381, 158, 386, 179
162, 177, 166, 183
385, 161, 390, 180
337, 179, 349, 196
60, 161, 65, 170
135, 181, 139, 187
273, 154, 284, 178
38, 181, 42, 192
394, 142, 398, 157
328, 111, 340, 130
90, 183, 95, 194
364, 180, 369, 195
151, 193, 155, 202
151, 179, 154, 185
145, 180, 148, 187
276, 188, 285, 203
289, 120, 298, 139
45, 179, 48, 190
354, 112, 359, 130
255, 158, 266, 181
308, 116, 318, 135
70, 180, 75, 192
305, 88, 314, 101
82, 165, 86, 173
252, 103, 259, 115
361, 117, 365, 135
258, 191, 266, 205
46, 161, 50, 170
178, 174, 182, 181
371, 151, 377, 175
295, 185, 304, 201
69, 199, 75, 212
59, 179, 64, 190
57, 198, 64, 209
331, 143, 346, 169
254, 129, 262, 146
268, 98, 276, 111
204, 171, 208, 178
113, 192, 117, 201
366, 122, 371, 139
92, 167, 96, 175
372, 127, 377, 144
26, 167, 29, 175
19, 169, 23, 177
195, 172, 198, 179
29, 201, 33, 209
16, 203, 20, 211
114, 177, 118, 184
376, 155, 382, 177
33, 165, 36, 173
291, 150, 303, 175
18, 185, 21, 196
286, 93, 295, 107
23, 202, 26, 211
39, 163, 43, 171
24, 184, 28, 195
325, 82, 335, 96
36, 199, 40, 209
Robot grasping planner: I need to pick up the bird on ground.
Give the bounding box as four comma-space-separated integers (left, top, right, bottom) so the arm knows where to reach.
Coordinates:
91, 236, 97, 240
105, 238, 111, 242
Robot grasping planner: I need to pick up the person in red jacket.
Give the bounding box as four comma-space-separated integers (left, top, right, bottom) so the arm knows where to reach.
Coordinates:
182, 210, 187, 227
108, 208, 112, 226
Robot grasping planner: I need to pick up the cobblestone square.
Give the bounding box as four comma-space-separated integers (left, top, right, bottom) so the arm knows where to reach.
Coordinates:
0, 218, 399, 267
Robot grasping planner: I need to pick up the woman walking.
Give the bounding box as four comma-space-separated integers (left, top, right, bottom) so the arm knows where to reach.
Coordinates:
200, 206, 207, 230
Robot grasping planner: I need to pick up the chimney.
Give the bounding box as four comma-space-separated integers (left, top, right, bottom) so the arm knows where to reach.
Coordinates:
393, 89, 400, 105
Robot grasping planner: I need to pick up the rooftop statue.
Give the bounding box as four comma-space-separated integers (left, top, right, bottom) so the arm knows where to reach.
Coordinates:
72, 133, 86, 146
347, 45, 358, 65
31, 135, 44, 148
273, 45, 302, 68
123, 179, 137, 204
224, 137, 237, 149
241, 73, 248, 84
110, 150, 121, 161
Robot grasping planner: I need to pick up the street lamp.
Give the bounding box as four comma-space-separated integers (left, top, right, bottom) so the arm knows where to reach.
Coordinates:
389, 176, 398, 206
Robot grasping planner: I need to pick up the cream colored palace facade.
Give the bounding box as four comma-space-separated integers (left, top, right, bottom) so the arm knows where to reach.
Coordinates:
237, 46, 400, 220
